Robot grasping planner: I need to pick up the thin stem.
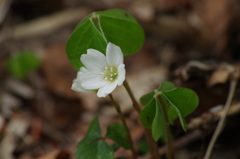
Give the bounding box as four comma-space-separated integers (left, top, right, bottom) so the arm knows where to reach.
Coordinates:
123, 80, 161, 159
203, 69, 239, 159
123, 80, 141, 113
109, 94, 138, 159
145, 129, 160, 159
157, 96, 173, 159
166, 127, 173, 159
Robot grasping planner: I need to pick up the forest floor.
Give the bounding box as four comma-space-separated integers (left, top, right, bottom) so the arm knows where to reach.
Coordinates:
0, 0, 240, 159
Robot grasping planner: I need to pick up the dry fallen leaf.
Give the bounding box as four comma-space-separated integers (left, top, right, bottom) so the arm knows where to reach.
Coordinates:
208, 63, 235, 86
35, 150, 60, 159
5, 78, 34, 99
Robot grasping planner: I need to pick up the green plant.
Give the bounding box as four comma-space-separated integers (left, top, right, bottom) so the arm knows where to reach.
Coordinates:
66, 9, 199, 159
6, 51, 40, 79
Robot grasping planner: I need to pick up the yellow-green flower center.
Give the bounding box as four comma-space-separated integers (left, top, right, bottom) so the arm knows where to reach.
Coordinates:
102, 66, 118, 82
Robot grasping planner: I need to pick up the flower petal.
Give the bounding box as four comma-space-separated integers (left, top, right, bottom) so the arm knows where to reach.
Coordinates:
80, 71, 107, 90
76, 67, 88, 78
71, 79, 92, 93
97, 81, 118, 97
80, 67, 89, 73
81, 49, 108, 74
106, 43, 123, 66
117, 64, 126, 85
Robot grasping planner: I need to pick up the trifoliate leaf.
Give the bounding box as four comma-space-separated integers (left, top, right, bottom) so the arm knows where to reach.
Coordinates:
66, 9, 144, 70
139, 81, 199, 138
75, 117, 114, 159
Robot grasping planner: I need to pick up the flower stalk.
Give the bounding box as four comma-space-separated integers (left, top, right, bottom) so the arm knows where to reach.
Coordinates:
109, 94, 138, 159
123, 80, 161, 159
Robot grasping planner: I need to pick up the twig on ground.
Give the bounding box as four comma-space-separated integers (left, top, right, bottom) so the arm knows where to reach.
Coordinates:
188, 102, 240, 130
203, 64, 239, 159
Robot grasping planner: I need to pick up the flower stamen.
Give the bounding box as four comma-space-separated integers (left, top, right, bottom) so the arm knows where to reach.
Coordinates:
102, 66, 118, 82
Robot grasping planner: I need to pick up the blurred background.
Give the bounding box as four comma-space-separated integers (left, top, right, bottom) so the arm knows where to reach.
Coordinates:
0, 0, 240, 159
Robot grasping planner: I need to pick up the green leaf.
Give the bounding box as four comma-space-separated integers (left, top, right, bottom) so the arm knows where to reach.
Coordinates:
87, 116, 101, 138
110, 142, 120, 152
158, 81, 176, 92
138, 140, 149, 155
105, 123, 131, 149
158, 93, 178, 125
66, 18, 107, 70
98, 9, 145, 56
6, 51, 40, 79
140, 98, 167, 141
152, 98, 168, 141
140, 91, 154, 106
140, 82, 177, 127
75, 117, 114, 159
162, 88, 199, 117
162, 88, 199, 131
139, 81, 199, 139
157, 82, 177, 124
140, 98, 156, 129
66, 9, 144, 70
75, 137, 114, 159
167, 105, 178, 125
97, 9, 139, 23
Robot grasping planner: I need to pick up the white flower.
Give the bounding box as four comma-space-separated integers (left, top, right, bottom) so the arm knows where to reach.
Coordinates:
71, 42, 126, 97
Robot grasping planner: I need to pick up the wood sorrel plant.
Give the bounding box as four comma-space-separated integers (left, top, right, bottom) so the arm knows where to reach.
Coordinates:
66, 9, 199, 159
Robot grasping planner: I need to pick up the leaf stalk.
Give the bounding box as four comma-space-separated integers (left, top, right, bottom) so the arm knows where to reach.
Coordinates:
123, 80, 161, 159
157, 95, 173, 159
